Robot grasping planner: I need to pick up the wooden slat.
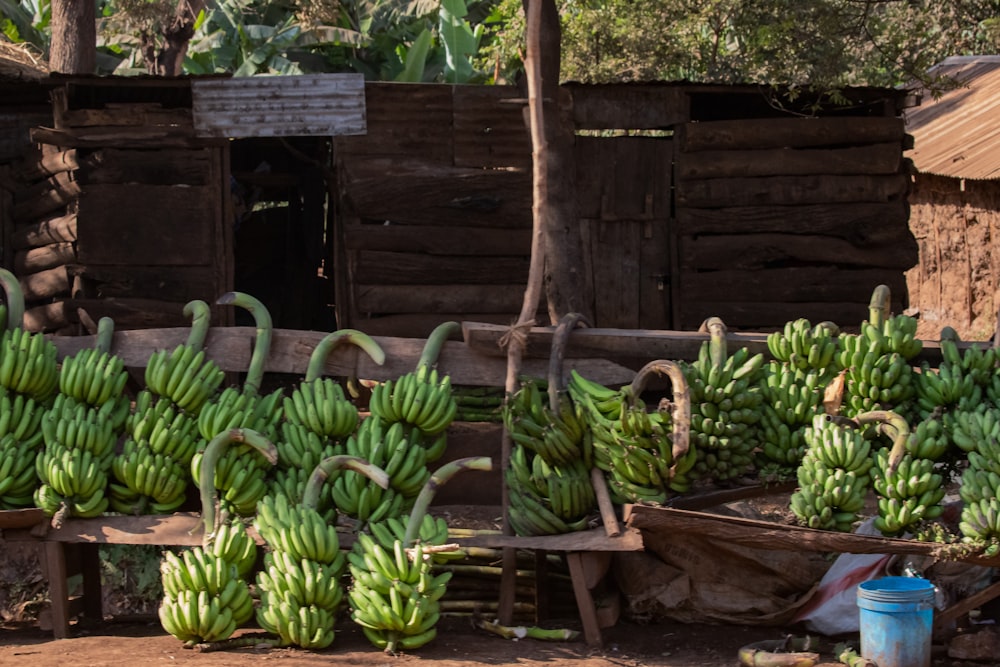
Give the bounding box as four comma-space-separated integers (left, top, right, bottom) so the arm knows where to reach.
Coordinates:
59, 104, 193, 129
452, 84, 532, 170
355, 284, 529, 314
589, 220, 641, 328
675, 117, 906, 152
77, 184, 215, 265
675, 201, 910, 240
679, 267, 908, 304
12, 170, 80, 222
675, 142, 902, 179
567, 83, 690, 130
344, 313, 524, 339
344, 224, 530, 255
23, 301, 72, 333
453, 526, 644, 552
71, 265, 217, 303
16, 147, 78, 182
679, 232, 919, 271
79, 147, 212, 186
14, 242, 76, 274
676, 300, 892, 332
20, 266, 70, 301
355, 250, 530, 284
10, 211, 77, 250
675, 173, 910, 208
625, 505, 1000, 566
638, 219, 672, 329
29, 126, 215, 149
60, 297, 194, 330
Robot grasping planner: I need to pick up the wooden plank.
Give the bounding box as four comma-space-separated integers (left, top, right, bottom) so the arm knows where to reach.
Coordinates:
638, 219, 672, 330
47, 326, 640, 387
679, 232, 919, 271
453, 526, 644, 552
355, 250, 530, 284
344, 312, 526, 339
71, 265, 217, 302
14, 242, 76, 274
675, 117, 906, 152
567, 83, 690, 130
339, 158, 532, 227
10, 211, 77, 249
355, 284, 529, 314
675, 143, 902, 179
77, 184, 215, 265
675, 173, 910, 208
23, 301, 72, 333
575, 136, 671, 220
676, 201, 910, 240
0, 508, 47, 529
61, 297, 193, 330
29, 126, 217, 150
43, 542, 70, 638
79, 147, 212, 186
344, 224, 531, 255
21, 266, 70, 301
453, 85, 532, 170
566, 552, 604, 647
16, 147, 78, 182
60, 105, 193, 129
12, 170, 80, 222
33, 513, 205, 546
675, 300, 900, 333
626, 505, 1000, 566
679, 267, 908, 304
590, 220, 641, 328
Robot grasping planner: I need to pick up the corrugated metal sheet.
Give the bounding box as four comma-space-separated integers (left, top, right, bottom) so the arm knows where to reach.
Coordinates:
191, 74, 366, 138
906, 56, 1000, 180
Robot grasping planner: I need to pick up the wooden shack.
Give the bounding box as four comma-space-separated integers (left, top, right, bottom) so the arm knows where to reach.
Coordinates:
1, 76, 917, 336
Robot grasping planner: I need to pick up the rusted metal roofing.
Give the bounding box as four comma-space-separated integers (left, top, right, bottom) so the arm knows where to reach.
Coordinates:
191, 73, 366, 138
905, 56, 1000, 180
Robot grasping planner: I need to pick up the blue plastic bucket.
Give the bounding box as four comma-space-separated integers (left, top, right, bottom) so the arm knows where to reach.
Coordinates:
856, 576, 935, 667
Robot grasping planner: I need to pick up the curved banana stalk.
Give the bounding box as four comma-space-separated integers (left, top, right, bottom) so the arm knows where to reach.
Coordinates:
304, 329, 385, 383
403, 456, 492, 547
868, 284, 891, 330
216, 292, 272, 396
199, 427, 278, 544
701, 316, 728, 370
630, 359, 691, 465
302, 454, 389, 510
855, 409, 909, 473
546, 312, 587, 410
738, 638, 819, 667
0, 267, 25, 331
415, 321, 460, 379
95, 317, 115, 354
183, 299, 212, 351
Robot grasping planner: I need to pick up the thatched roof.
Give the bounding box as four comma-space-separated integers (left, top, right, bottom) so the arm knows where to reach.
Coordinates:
0, 38, 47, 81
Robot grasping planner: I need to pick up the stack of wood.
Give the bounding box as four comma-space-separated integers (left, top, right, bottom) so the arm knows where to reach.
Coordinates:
8, 143, 80, 333
672, 116, 918, 331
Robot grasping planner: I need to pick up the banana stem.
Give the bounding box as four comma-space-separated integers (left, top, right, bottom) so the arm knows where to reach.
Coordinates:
302, 454, 390, 510
198, 427, 277, 544
630, 359, 692, 466
95, 316, 115, 354
855, 409, 910, 472
547, 312, 586, 410
183, 299, 212, 351
868, 284, 891, 329
0, 268, 25, 331
404, 456, 492, 547
216, 292, 273, 396
304, 328, 386, 383
701, 316, 727, 369
474, 618, 580, 642
415, 321, 460, 379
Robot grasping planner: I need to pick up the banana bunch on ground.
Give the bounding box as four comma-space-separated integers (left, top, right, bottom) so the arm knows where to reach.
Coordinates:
143, 301, 226, 415
255, 493, 347, 566
789, 415, 873, 531
0, 325, 59, 404
766, 318, 839, 373
683, 318, 764, 483
158, 543, 255, 645
758, 362, 827, 470
367, 513, 465, 564
34, 394, 122, 521
0, 387, 46, 508
348, 457, 490, 653
369, 321, 459, 442
872, 447, 946, 536
329, 418, 422, 522
505, 443, 594, 535
503, 378, 586, 467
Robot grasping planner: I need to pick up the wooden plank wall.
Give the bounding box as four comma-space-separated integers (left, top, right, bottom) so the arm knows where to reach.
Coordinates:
333, 83, 536, 338
905, 173, 1000, 342
672, 117, 918, 331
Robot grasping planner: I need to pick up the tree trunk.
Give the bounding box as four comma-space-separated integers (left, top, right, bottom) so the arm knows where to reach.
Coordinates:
529, 0, 592, 325
140, 0, 207, 76
49, 0, 97, 74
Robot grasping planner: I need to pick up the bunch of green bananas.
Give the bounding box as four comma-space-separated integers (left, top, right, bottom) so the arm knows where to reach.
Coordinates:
958, 428, 1000, 544
683, 320, 764, 483
789, 415, 873, 531
58, 346, 131, 411
254, 494, 347, 649
913, 361, 980, 418
505, 443, 593, 535
369, 322, 459, 441
34, 395, 122, 520
284, 378, 359, 440
126, 391, 201, 467
0, 325, 59, 404
872, 449, 945, 536
0, 387, 46, 508
758, 363, 827, 469
766, 318, 839, 372
567, 368, 624, 424
328, 418, 419, 522
837, 337, 915, 419
901, 417, 950, 461
110, 438, 190, 514
504, 378, 586, 467
944, 404, 1000, 454
276, 421, 339, 472
158, 544, 255, 645
873, 313, 924, 360
940, 333, 996, 387
368, 513, 465, 565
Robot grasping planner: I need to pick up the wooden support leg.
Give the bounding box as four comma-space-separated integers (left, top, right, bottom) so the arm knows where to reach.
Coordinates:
42, 541, 70, 639
80, 543, 103, 623
565, 552, 602, 648
534, 549, 550, 622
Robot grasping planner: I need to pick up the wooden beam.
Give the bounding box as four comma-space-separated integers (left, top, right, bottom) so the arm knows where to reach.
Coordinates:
675, 142, 902, 179
675, 173, 910, 208
675, 117, 905, 152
